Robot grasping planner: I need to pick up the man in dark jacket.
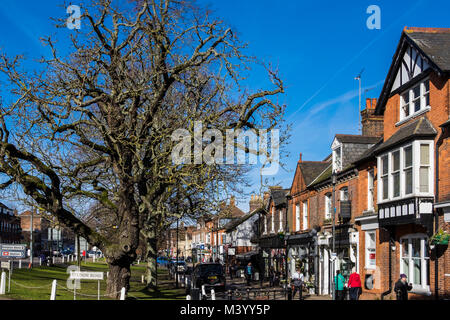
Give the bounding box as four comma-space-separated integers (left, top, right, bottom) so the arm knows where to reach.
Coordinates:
394, 274, 412, 300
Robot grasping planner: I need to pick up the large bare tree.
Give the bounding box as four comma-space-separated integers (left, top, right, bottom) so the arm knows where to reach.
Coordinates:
0, 0, 286, 297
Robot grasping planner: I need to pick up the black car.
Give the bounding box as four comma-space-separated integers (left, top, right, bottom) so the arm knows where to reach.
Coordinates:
190, 263, 226, 292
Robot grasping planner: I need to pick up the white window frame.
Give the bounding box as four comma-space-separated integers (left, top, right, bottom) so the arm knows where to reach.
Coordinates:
340, 187, 349, 201
271, 207, 275, 233
367, 170, 374, 211
264, 215, 267, 234
302, 201, 308, 231
377, 140, 434, 204
398, 79, 431, 123
365, 231, 376, 270
332, 146, 342, 172
325, 193, 332, 220
295, 204, 300, 232
279, 210, 283, 232
399, 234, 430, 291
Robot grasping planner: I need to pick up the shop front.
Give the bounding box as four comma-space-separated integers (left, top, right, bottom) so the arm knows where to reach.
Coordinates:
287, 231, 318, 293
258, 235, 286, 281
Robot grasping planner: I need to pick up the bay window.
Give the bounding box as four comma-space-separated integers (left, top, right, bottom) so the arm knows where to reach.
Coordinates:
381, 155, 389, 200
368, 170, 374, 210
377, 140, 433, 203
400, 234, 429, 290
399, 79, 430, 122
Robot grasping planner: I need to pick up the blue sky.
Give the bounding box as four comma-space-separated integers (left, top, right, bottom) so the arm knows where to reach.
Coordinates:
0, 0, 449, 213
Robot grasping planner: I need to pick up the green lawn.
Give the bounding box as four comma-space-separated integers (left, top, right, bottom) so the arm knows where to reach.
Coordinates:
2, 261, 186, 300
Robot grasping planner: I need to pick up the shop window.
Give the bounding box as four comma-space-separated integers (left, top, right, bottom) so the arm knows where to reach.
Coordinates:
365, 231, 376, 269
400, 234, 429, 290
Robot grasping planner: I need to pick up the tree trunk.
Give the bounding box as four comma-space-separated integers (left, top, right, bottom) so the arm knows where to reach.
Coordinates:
106, 261, 132, 299
145, 235, 158, 288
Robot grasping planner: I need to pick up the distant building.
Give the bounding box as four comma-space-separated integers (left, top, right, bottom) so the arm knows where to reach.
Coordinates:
0, 203, 22, 244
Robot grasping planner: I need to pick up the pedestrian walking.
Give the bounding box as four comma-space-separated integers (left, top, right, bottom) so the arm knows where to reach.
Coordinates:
347, 268, 362, 300
229, 261, 234, 279
291, 267, 304, 300
269, 267, 275, 287
394, 274, 412, 300
245, 262, 253, 286
334, 270, 345, 300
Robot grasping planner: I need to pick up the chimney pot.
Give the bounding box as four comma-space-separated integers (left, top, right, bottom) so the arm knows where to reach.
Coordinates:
299, 153, 303, 162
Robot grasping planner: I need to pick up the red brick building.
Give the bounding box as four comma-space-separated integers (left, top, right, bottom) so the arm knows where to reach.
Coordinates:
370, 27, 450, 299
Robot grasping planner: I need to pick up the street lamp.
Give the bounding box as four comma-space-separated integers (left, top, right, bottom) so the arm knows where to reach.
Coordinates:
331, 171, 337, 300
176, 218, 179, 289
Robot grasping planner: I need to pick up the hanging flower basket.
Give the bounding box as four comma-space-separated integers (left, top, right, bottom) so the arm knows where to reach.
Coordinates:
430, 229, 450, 245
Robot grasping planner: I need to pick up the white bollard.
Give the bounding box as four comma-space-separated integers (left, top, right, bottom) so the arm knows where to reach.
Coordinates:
107, 272, 109, 278
52, 257, 55, 265
141, 275, 144, 284
120, 287, 126, 300
186, 295, 191, 300
0, 272, 6, 295
19, 260, 22, 269
50, 280, 57, 300
211, 289, 216, 300
201, 285, 206, 297
40, 257, 42, 266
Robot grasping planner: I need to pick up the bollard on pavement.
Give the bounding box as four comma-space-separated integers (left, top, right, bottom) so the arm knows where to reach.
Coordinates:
0, 272, 6, 295
50, 280, 57, 300
211, 289, 216, 300
120, 287, 126, 300
186, 295, 191, 300
247, 288, 250, 300
19, 260, 22, 269
227, 289, 232, 300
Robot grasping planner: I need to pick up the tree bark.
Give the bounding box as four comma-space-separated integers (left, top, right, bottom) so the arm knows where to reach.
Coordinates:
106, 260, 132, 299
145, 234, 158, 288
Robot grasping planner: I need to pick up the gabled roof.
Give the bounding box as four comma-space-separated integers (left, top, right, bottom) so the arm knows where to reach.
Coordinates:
224, 207, 265, 232
298, 161, 330, 186
353, 137, 384, 165
267, 187, 289, 208
373, 117, 437, 155
334, 134, 381, 144
406, 28, 450, 72
375, 27, 450, 115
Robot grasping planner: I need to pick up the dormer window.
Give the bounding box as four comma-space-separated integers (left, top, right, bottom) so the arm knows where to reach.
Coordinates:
333, 146, 342, 172
399, 79, 430, 122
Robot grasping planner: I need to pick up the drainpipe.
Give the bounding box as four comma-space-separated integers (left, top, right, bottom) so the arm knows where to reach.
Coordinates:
381, 229, 393, 300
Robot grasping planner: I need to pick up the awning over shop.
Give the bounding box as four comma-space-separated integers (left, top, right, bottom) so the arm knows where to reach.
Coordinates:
287, 233, 313, 246
236, 251, 259, 259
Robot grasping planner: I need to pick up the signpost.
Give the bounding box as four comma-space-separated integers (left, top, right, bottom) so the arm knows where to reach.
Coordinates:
69, 271, 104, 300
0, 244, 27, 259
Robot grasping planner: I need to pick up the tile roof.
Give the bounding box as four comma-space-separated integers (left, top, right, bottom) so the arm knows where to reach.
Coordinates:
405, 27, 450, 72
373, 117, 437, 154
335, 134, 381, 144
269, 187, 290, 207
298, 161, 330, 185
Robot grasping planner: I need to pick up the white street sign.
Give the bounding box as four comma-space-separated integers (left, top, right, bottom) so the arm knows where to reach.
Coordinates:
70, 271, 104, 280
1, 262, 10, 269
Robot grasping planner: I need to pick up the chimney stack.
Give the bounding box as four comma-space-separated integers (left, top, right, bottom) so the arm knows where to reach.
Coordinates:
360, 98, 383, 137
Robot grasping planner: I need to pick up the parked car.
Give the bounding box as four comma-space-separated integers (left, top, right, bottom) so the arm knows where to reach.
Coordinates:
157, 256, 169, 266
190, 263, 226, 292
